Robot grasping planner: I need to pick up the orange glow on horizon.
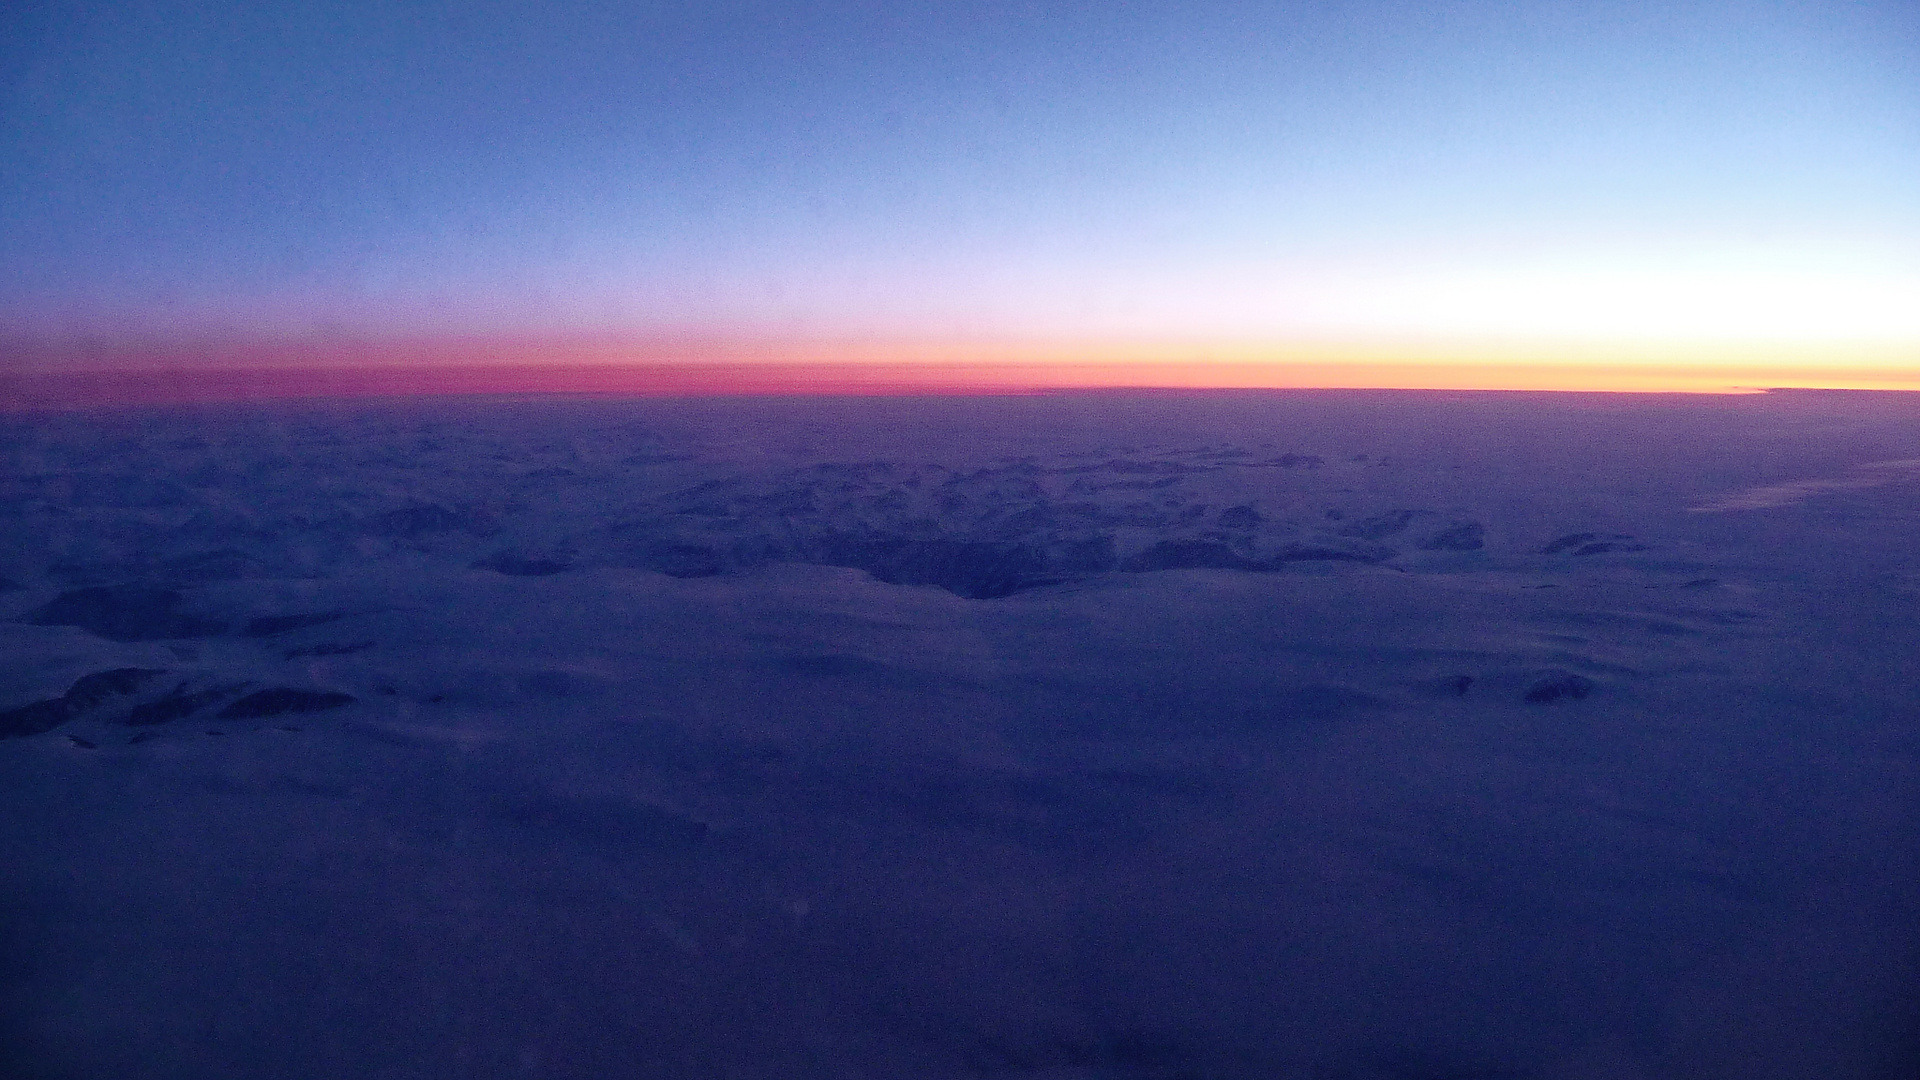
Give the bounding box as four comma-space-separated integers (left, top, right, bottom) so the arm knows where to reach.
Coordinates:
4, 335, 1916, 409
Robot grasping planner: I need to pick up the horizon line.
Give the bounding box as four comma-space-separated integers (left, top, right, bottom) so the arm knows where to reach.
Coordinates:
7, 358, 1920, 410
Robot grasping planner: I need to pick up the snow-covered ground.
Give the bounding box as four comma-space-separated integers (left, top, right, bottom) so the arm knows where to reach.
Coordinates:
2, 389, 1917, 1078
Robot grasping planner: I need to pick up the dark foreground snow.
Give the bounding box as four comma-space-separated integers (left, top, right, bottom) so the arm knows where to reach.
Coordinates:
2, 389, 1917, 1078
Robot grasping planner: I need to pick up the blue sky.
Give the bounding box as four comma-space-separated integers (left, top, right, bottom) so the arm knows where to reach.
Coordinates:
3, 0, 1916, 352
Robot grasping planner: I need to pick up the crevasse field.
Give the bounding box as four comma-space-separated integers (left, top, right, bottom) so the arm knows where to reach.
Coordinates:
2, 389, 1917, 1079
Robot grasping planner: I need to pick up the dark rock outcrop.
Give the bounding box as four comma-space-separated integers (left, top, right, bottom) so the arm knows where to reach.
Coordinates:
245, 613, 345, 637
1540, 533, 1600, 555
1270, 542, 1389, 565
3, 667, 169, 737
474, 553, 570, 576
632, 541, 726, 579
48, 553, 268, 588
1341, 510, 1416, 540
1121, 540, 1260, 573
1102, 459, 1206, 475
1572, 540, 1646, 556
1216, 504, 1263, 529
283, 642, 376, 658
1121, 538, 1388, 575
809, 536, 1054, 599
1542, 532, 1645, 556
0, 698, 71, 739
1041, 534, 1118, 574
64, 668, 167, 711
1524, 672, 1595, 703
1075, 503, 1173, 527
25, 587, 225, 641
1418, 521, 1485, 551
216, 689, 357, 720
125, 684, 244, 726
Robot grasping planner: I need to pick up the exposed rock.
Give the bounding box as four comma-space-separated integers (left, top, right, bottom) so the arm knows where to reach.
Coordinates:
244, 612, 345, 637
1540, 532, 1600, 554
1121, 540, 1260, 573
1418, 521, 1485, 551
473, 552, 570, 576
810, 536, 1053, 599
1082, 476, 1184, 492
64, 668, 168, 712
1, 667, 169, 738
1341, 510, 1416, 540
215, 689, 357, 720
633, 541, 726, 578
0, 698, 70, 739
1122, 538, 1389, 574
1540, 531, 1647, 556
1216, 504, 1263, 529
1271, 542, 1390, 565
283, 642, 376, 659
25, 586, 225, 641
1524, 672, 1595, 703
1075, 503, 1172, 527
1102, 459, 1206, 475
125, 684, 246, 726
1572, 540, 1646, 556
1040, 534, 1118, 575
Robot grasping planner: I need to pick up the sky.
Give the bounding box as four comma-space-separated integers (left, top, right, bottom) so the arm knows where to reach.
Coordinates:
3, 0, 1918, 389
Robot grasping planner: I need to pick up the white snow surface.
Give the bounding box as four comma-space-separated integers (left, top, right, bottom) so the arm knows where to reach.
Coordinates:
1, 389, 1917, 1079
